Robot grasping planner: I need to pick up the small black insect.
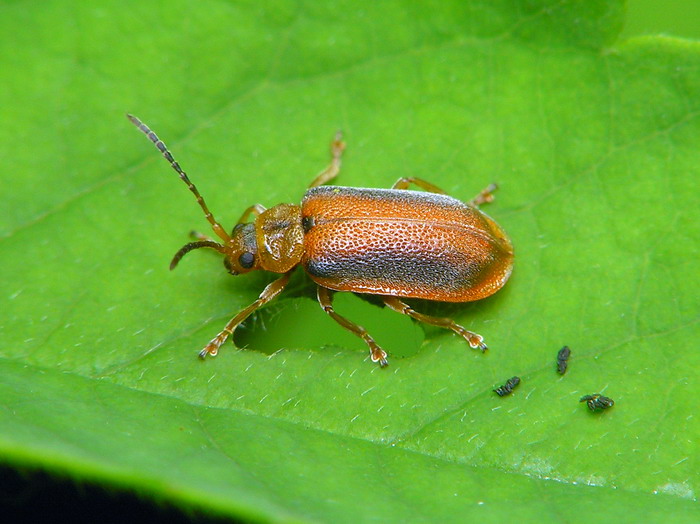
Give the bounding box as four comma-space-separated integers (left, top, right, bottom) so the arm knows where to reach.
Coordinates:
494, 376, 520, 397
557, 345, 571, 375
580, 394, 614, 412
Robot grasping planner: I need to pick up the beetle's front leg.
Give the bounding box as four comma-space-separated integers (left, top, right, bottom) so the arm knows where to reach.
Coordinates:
199, 270, 293, 358
317, 286, 388, 367
382, 296, 488, 352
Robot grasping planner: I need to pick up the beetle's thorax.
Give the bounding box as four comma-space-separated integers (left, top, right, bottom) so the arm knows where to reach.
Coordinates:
254, 203, 304, 273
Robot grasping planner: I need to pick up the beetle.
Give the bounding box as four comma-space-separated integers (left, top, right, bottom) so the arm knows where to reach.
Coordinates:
580, 394, 615, 412
493, 376, 520, 396
556, 345, 571, 375
127, 115, 514, 367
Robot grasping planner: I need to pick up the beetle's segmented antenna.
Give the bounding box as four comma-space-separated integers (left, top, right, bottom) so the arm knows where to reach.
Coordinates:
127, 114, 231, 243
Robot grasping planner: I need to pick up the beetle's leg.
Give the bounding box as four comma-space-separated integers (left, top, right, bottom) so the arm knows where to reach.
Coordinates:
308, 131, 345, 188
382, 296, 488, 352
391, 177, 448, 194
317, 286, 388, 367
236, 204, 267, 225
199, 270, 293, 358
392, 178, 499, 207
469, 183, 498, 207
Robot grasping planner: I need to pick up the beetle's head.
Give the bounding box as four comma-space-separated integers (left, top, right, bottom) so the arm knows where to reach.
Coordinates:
170, 222, 260, 276
222, 223, 260, 275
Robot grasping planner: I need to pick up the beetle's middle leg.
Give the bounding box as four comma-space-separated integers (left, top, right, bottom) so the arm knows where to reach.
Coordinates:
317, 286, 388, 367
199, 270, 293, 358
391, 177, 447, 194
382, 296, 488, 352
469, 183, 498, 206
308, 131, 345, 188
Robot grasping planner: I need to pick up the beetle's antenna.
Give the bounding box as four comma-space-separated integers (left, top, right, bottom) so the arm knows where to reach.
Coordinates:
170, 240, 227, 270
127, 114, 232, 243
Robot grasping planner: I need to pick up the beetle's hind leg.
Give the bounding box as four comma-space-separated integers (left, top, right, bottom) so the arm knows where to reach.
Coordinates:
308, 131, 346, 188
392, 178, 498, 207
382, 296, 487, 352
317, 286, 388, 367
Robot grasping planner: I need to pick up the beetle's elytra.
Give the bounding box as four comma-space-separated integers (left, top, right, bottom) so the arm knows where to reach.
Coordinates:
128, 115, 514, 367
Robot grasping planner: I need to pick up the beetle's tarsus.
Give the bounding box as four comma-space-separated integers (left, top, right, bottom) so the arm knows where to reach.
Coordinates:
465, 332, 487, 352
199, 342, 219, 359
371, 348, 389, 368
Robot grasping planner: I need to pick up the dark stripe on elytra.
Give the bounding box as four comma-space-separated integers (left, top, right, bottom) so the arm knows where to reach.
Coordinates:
305, 251, 488, 292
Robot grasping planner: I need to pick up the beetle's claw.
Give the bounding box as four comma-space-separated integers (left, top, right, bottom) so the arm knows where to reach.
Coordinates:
371, 348, 389, 368
199, 343, 219, 359
465, 333, 487, 352
478, 341, 488, 352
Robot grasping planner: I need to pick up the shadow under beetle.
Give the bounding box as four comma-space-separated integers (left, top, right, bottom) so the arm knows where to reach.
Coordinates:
128, 115, 514, 367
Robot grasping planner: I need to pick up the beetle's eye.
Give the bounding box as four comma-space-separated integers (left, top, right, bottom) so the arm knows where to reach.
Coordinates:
239, 252, 255, 269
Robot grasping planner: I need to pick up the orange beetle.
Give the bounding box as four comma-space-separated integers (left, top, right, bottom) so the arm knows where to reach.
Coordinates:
128, 115, 514, 367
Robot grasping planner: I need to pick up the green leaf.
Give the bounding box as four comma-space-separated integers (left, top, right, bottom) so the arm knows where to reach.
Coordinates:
1, 0, 698, 521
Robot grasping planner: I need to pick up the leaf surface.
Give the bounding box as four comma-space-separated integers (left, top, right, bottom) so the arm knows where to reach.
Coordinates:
1, 0, 698, 521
